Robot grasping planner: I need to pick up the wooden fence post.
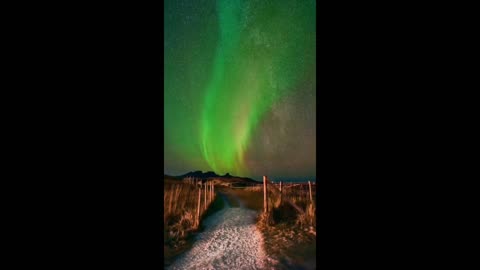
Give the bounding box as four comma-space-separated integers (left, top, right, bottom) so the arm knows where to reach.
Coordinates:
172, 184, 180, 213
168, 184, 174, 215
209, 182, 212, 204
279, 181, 283, 206
210, 182, 213, 202
204, 182, 207, 211
308, 181, 313, 204
263, 176, 268, 213
196, 186, 201, 227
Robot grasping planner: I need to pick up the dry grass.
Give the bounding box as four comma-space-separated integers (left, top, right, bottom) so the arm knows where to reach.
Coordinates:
258, 182, 317, 269
163, 180, 316, 267
164, 182, 197, 238
164, 180, 217, 266
219, 182, 316, 268
217, 182, 316, 228
219, 182, 316, 228
263, 182, 316, 229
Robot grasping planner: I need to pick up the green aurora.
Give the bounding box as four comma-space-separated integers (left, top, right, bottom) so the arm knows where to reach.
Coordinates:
165, 0, 316, 180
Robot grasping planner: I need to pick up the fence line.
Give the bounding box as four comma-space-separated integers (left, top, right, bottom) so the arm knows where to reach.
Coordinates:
164, 179, 217, 232
263, 176, 307, 215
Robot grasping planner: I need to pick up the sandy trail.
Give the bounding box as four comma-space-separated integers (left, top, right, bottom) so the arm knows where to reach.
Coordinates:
167, 194, 273, 270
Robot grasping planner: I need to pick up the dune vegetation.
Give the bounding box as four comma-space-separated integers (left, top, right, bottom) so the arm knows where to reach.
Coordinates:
164, 179, 221, 266
164, 177, 316, 269
219, 181, 317, 268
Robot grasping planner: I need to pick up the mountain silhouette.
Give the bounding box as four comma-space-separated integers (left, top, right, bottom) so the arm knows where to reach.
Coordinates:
178, 171, 219, 179
165, 170, 260, 184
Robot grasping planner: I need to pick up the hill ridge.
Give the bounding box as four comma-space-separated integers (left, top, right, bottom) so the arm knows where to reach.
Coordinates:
164, 170, 261, 184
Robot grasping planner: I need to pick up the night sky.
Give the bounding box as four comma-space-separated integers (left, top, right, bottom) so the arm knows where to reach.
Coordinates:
164, 0, 316, 182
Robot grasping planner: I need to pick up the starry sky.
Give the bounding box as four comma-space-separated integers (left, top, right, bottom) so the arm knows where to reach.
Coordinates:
164, 0, 316, 182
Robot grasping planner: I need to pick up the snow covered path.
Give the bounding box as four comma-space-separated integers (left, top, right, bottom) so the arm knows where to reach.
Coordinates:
167, 194, 272, 270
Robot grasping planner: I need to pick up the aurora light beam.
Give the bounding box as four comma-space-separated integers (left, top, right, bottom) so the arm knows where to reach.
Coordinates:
165, 0, 316, 180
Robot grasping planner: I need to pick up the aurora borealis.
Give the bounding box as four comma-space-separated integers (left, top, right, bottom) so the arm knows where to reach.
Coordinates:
164, 0, 316, 181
